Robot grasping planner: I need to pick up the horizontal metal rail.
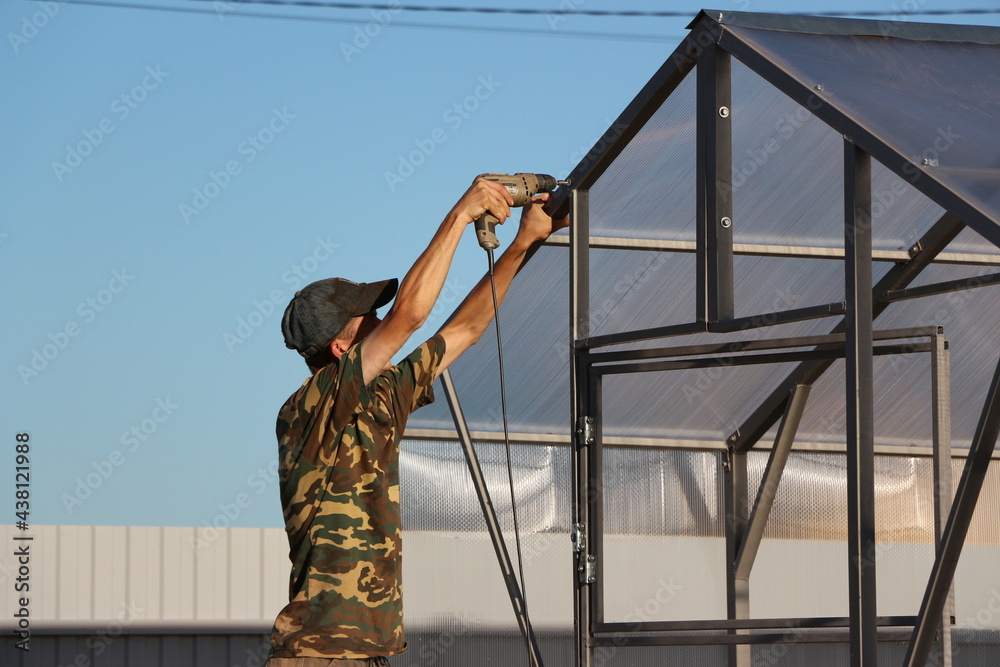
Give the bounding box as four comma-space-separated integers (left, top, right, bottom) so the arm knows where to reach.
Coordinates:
595, 615, 921, 633
881, 271, 1000, 302
584, 327, 939, 365
542, 235, 1000, 266
402, 428, 1000, 458
593, 342, 931, 376
589, 628, 916, 647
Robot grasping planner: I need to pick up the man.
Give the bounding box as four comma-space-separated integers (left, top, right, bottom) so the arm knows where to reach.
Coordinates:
266, 177, 569, 666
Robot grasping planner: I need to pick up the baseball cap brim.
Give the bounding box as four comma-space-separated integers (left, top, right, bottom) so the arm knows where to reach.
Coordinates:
355, 278, 398, 315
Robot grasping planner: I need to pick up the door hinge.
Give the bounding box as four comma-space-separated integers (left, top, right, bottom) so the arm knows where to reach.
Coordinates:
579, 554, 596, 584
571, 523, 586, 553
577, 416, 595, 445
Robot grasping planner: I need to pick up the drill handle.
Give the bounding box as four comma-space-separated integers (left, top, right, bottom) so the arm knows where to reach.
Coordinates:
475, 211, 501, 251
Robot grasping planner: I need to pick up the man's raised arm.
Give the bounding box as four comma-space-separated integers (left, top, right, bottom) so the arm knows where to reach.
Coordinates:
435, 192, 570, 377
358, 178, 514, 384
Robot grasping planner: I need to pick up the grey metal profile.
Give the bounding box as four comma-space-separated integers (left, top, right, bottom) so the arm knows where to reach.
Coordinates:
844, 141, 877, 665
931, 333, 954, 667
734, 383, 811, 580
569, 188, 593, 667
696, 41, 734, 323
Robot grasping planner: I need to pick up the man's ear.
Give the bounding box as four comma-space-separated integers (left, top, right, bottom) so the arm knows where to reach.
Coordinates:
329, 338, 349, 360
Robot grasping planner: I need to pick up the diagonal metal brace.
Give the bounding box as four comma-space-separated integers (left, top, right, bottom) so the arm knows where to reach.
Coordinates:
904, 353, 1000, 667
440, 369, 545, 667
735, 384, 811, 579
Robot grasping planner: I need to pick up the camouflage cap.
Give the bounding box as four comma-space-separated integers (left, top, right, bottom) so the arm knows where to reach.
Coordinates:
281, 277, 398, 358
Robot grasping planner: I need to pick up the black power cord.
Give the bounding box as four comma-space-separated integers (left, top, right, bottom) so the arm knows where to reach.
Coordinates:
486, 248, 536, 667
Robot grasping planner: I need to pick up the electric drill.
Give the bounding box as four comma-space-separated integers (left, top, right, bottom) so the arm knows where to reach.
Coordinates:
475, 173, 569, 251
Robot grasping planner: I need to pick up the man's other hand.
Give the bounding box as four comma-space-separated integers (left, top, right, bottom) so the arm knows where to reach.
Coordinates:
516, 192, 571, 246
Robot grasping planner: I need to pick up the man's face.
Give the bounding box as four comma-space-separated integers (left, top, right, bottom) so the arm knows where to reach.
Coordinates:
355, 310, 381, 343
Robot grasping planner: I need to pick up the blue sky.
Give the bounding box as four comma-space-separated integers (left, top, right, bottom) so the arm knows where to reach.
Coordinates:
3, 0, 999, 529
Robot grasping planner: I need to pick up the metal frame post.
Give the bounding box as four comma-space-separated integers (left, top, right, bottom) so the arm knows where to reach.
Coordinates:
724, 445, 750, 666
570, 189, 593, 667
844, 140, 878, 666
696, 42, 735, 323
930, 331, 954, 667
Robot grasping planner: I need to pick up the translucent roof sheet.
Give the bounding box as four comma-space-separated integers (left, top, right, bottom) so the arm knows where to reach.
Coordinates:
724, 21, 1000, 246
409, 12, 1000, 453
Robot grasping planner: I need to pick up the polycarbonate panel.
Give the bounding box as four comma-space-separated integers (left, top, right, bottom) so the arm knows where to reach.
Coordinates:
728, 26, 1000, 245
795, 352, 939, 451
730, 58, 949, 253
730, 58, 844, 247
601, 448, 722, 536
948, 224, 1000, 256
399, 440, 570, 534
589, 69, 696, 240
872, 276, 1000, 448
407, 244, 571, 435
601, 359, 802, 441
733, 254, 844, 317
601, 449, 726, 622
588, 248, 695, 338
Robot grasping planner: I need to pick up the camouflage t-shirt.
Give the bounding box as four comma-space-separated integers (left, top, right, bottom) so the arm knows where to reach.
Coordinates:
269, 335, 445, 659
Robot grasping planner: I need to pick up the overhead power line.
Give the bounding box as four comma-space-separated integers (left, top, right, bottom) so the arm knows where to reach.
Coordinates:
45, 0, 1000, 40
57, 0, 680, 41
170, 0, 1000, 19
176, 0, 1000, 18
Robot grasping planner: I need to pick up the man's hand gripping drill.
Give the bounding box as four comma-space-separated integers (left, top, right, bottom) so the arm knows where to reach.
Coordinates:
473, 173, 570, 251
